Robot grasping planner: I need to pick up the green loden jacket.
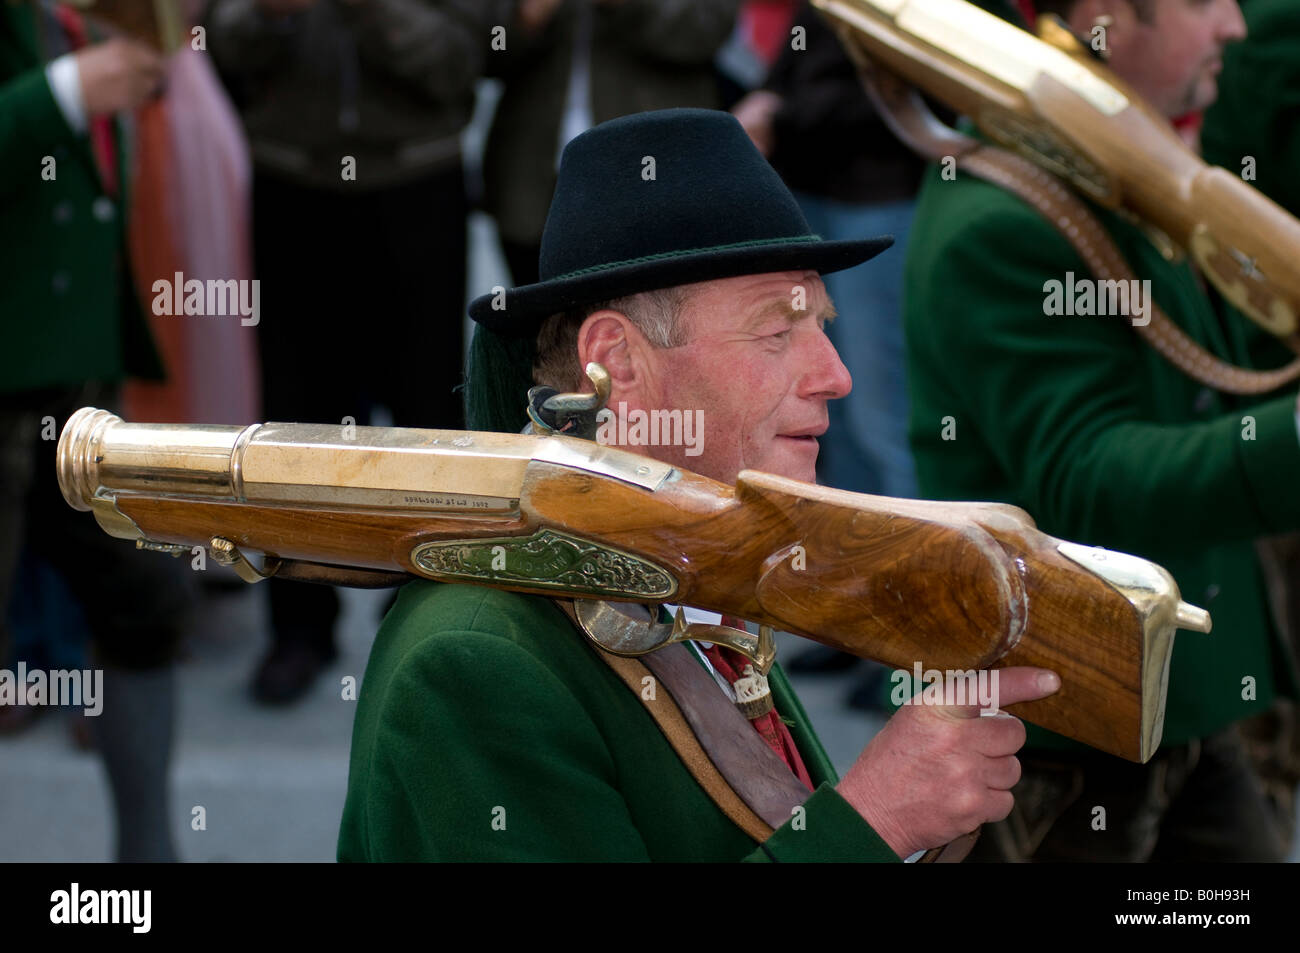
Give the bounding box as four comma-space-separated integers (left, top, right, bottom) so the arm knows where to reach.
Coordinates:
338, 581, 899, 862
0, 2, 160, 395
902, 160, 1300, 751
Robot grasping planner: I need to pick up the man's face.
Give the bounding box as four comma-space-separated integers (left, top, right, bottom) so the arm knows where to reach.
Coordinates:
1092, 0, 1246, 117
612, 271, 850, 485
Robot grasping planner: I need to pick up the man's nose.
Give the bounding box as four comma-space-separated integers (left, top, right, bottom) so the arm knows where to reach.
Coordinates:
1218, 0, 1247, 42
801, 325, 852, 400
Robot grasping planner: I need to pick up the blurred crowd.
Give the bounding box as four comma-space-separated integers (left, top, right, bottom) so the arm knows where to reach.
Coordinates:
2, 0, 1298, 863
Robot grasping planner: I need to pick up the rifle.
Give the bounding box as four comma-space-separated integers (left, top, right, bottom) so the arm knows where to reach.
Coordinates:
57, 404, 1210, 763
812, 0, 1300, 347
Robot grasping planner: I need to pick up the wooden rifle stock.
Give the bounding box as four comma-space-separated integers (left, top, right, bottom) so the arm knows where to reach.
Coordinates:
57, 408, 1210, 762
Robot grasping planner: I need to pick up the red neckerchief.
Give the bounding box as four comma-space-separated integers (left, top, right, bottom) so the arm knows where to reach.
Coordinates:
702, 620, 815, 792
54, 3, 119, 197
1173, 111, 1203, 136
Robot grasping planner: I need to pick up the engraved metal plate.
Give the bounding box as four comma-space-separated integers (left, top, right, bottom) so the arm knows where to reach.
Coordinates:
978, 107, 1115, 204
410, 529, 678, 599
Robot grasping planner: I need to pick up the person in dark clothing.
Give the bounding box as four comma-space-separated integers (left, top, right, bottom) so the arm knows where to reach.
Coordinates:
2, 0, 193, 861
482, 0, 740, 288
206, 0, 511, 703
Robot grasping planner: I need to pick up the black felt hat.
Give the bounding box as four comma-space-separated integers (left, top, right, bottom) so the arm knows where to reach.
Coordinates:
468, 108, 893, 334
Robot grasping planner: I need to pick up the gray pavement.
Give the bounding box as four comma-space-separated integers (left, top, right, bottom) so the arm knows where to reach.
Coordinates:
0, 578, 887, 862
0, 577, 380, 862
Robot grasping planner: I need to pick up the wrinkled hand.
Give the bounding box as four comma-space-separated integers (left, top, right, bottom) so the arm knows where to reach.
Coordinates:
836, 666, 1060, 858
731, 90, 782, 157
75, 38, 165, 117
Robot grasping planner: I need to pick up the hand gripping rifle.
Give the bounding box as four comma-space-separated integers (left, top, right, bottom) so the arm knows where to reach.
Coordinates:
812, 0, 1300, 360
57, 386, 1209, 763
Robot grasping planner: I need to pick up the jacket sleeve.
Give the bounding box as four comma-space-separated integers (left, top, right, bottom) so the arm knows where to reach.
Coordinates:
744, 783, 903, 862
600, 0, 741, 66
906, 188, 1300, 554
0, 66, 81, 201
338, 0, 516, 104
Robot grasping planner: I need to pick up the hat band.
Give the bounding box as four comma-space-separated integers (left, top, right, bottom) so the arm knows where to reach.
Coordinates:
550, 235, 823, 281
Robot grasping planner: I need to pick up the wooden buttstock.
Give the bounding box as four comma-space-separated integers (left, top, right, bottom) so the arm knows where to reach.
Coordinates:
727, 475, 1163, 762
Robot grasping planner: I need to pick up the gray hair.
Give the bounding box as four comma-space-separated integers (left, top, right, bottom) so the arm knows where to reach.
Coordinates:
533, 286, 694, 391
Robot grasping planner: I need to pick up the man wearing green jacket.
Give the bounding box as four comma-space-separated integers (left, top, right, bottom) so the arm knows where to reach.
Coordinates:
904, 0, 1300, 860
339, 108, 1061, 862
1, 1, 189, 861
1200, 0, 1300, 851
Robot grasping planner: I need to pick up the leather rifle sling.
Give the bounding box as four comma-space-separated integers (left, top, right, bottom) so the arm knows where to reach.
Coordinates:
555, 599, 795, 842
959, 146, 1300, 395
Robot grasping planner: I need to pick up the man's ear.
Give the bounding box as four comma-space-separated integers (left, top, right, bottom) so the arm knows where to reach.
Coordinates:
577, 310, 660, 405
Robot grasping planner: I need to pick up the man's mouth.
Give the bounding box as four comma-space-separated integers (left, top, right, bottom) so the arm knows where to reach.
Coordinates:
777, 427, 826, 448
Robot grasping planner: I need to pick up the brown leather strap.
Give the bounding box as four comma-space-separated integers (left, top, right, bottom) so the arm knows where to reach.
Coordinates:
554, 600, 779, 842
960, 146, 1300, 395
637, 642, 817, 829
595, 648, 776, 843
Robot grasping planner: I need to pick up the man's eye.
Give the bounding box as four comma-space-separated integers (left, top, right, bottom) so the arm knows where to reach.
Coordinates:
770, 328, 793, 340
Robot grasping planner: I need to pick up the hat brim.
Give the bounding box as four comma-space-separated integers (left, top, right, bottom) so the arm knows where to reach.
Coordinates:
469, 236, 894, 335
